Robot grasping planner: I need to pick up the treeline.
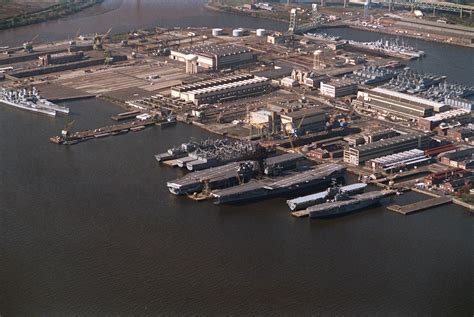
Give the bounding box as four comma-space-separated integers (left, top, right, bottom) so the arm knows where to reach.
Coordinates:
0, 0, 104, 30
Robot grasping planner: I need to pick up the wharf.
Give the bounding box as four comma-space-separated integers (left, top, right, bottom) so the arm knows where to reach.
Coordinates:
387, 196, 452, 215
50, 117, 159, 145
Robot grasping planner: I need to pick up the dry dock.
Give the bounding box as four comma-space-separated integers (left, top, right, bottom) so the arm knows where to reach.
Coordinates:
387, 196, 452, 215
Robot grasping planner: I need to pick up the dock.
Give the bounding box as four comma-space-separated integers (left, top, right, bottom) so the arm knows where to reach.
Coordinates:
50, 117, 160, 145
387, 196, 452, 215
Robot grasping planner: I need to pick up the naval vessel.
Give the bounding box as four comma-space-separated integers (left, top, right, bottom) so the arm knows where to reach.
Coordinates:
287, 183, 367, 211
167, 161, 258, 195
307, 191, 386, 219
212, 163, 345, 205
0, 87, 69, 116
349, 38, 425, 59
167, 153, 306, 195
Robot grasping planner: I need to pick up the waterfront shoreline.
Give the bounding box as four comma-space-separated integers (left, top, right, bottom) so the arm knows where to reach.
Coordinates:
0, 0, 104, 31
205, 1, 474, 49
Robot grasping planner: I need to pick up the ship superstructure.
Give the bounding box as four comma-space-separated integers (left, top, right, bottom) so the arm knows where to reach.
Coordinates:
212, 163, 345, 205
0, 87, 69, 116
306, 191, 386, 219
287, 183, 367, 211
349, 38, 425, 59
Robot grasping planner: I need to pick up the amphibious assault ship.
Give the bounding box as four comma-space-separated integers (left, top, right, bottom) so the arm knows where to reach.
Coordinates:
212, 163, 345, 205
287, 183, 367, 211
0, 87, 69, 116
306, 191, 386, 219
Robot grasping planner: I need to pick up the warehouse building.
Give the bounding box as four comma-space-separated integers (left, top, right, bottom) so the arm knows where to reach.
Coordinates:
345, 129, 399, 147
169, 44, 254, 70
356, 87, 439, 120
320, 80, 358, 98
440, 147, 474, 168
343, 132, 431, 165
280, 108, 328, 134
171, 74, 271, 105
418, 109, 472, 131
365, 149, 430, 171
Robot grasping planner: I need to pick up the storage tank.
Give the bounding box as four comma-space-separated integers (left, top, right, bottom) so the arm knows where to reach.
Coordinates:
212, 28, 223, 36
256, 29, 266, 37
232, 29, 244, 37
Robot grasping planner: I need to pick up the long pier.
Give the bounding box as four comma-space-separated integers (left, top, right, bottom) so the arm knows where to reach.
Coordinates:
50, 117, 162, 145
387, 196, 452, 215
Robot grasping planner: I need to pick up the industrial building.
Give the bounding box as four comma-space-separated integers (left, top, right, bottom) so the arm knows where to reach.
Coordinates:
345, 129, 399, 147
38, 51, 84, 66
445, 97, 474, 112
171, 74, 271, 105
169, 44, 254, 70
446, 127, 474, 142
424, 168, 471, 187
356, 87, 439, 120
280, 108, 328, 134
440, 147, 474, 168
365, 149, 430, 171
249, 109, 281, 135
418, 109, 472, 131
291, 69, 329, 88
320, 80, 358, 98
343, 132, 431, 165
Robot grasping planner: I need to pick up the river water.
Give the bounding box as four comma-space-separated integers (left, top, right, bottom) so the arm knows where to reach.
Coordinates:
0, 1, 472, 315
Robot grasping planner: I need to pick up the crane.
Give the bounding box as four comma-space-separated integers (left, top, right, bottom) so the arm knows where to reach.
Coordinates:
93, 27, 113, 50
23, 34, 39, 53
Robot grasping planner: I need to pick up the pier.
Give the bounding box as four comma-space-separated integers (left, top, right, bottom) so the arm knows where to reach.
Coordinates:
387, 196, 452, 215
50, 117, 161, 145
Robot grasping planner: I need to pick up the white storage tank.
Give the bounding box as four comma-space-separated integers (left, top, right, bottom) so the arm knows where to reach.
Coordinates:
256, 29, 266, 37
232, 28, 244, 37
212, 28, 223, 36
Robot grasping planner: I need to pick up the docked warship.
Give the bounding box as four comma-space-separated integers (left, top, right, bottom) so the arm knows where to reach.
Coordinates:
306, 191, 386, 219
0, 87, 69, 116
155, 139, 218, 162
304, 32, 341, 42
383, 69, 447, 94
287, 183, 367, 211
173, 140, 268, 171
212, 163, 346, 205
345, 65, 398, 85
349, 38, 425, 59
167, 153, 305, 196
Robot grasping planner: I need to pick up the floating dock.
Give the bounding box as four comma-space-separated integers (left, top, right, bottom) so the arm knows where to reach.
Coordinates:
387, 196, 452, 215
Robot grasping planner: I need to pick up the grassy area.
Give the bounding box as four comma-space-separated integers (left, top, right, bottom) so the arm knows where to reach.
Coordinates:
0, 0, 104, 30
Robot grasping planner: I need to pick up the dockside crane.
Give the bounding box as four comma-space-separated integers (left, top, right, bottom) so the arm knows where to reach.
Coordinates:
94, 27, 113, 50
23, 34, 39, 53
